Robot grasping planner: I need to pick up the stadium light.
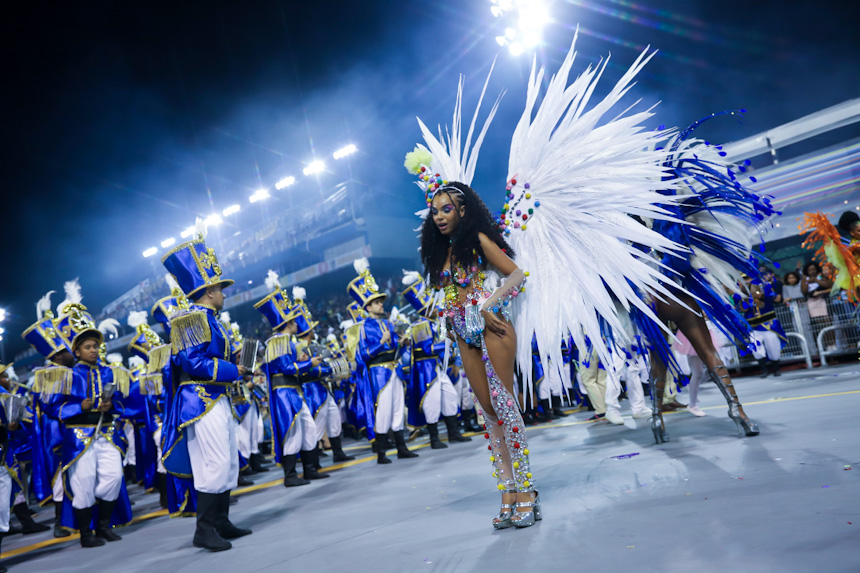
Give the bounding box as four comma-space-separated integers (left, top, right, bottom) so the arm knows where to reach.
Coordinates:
249, 188, 270, 203
0, 308, 5, 322
143, 247, 158, 258
161, 238, 176, 249
275, 176, 296, 190
0, 327, 5, 335
490, 0, 549, 55
223, 204, 241, 216
303, 160, 326, 176
204, 214, 223, 227
333, 144, 357, 160
180, 225, 196, 239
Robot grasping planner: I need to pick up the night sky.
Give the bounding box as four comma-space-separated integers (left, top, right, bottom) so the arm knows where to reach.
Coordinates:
4, 0, 859, 357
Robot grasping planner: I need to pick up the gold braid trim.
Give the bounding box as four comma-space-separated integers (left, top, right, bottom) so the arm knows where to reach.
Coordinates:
265, 333, 293, 364
147, 344, 171, 373
170, 311, 211, 354
411, 320, 432, 344
35, 366, 73, 396
110, 366, 130, 396
345, 323, 362, 362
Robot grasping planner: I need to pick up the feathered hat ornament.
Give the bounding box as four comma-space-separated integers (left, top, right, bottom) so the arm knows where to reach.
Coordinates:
36, 290, 55, 320
353, 257, 370, 276
219, 311, 232, 328
98, 318, 120, 339
165, 273, 183, 296
57, 279, 83, 316
106, 352, 123, 366
127, 311, 149, 329
402, 270, 422, 286
128, 356, 146, 369
339, 319, 355, 331
5, 365, 17, 381
292, 286, 307, 303
265, 270, 281, 292
194, 217, 208, 240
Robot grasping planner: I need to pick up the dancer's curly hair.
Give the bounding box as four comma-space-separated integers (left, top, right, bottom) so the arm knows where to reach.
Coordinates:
420, 181, 514, 288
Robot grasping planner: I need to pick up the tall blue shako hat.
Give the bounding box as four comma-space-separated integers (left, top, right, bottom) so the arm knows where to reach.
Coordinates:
127, 310, 172, 373
254, 270, 302, 332
291, 286, 318, 338
54, 279, 103, 350
21, 290, 72, 359
347, 257, 386, 309
400, 270, 435, 318
161, 219, 233, 301
346, 301, 367, 323
150, 273, 189, 339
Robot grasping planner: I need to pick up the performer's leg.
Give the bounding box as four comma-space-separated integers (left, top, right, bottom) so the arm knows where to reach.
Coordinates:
299, 404, 329, 479
187, 399, 234, 494
687, 355, 707, 416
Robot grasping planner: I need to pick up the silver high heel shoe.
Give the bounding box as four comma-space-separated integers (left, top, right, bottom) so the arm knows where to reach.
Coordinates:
512, 492, 542, 528
493, 488, 517, 529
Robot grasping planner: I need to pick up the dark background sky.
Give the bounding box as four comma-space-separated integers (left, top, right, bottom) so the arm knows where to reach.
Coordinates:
3, 0, 859, 357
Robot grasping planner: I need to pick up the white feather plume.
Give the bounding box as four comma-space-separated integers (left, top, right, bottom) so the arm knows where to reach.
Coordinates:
402, 270, 422, 286
230, 322, 240, 332
58, 278, 82, 314
265, 270, 281, 292
326, 333, 337, 343
128, 356, 145, 369
36, 290, 55, 319
194, 217, 207, 240
292, 286, 306, 301
339, 319, 355, 331
98, 318, 120, 337
353, 257, 369, 275
165, 273, 181, 293
127, 310, 148, 329
5, 365, 17, 381
219, 312, 232, 326
504, 31, 690, 386
106, 352, 123, 365
389, 307, 400, 323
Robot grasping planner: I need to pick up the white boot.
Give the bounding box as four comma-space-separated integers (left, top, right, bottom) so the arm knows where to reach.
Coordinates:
605, 409, 624, 425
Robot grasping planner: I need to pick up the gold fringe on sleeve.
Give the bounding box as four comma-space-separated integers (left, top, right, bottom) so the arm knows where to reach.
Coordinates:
264, 333, 292, 365
170, 311, 212, 354
345, 324, 362, 362
411, 320, 432, 344
110, 366, 131, 396
34, 366, 73, 396
140, 373, 163, 396
147, 344, 171, 373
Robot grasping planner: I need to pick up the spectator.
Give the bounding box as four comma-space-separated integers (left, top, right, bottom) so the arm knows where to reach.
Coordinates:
801, 261, 833, 299
782, 271, 803, 303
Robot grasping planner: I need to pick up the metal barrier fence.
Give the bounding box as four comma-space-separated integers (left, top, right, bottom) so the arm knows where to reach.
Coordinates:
721, 297, 859, 370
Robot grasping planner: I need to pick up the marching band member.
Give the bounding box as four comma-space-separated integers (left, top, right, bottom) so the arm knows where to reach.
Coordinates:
161, 224, 251, 551
348, 258, 418, 464
401, 270, 470, 449
254, 271, 326, 485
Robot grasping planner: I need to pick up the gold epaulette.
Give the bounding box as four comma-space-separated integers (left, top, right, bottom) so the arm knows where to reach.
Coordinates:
110, 366, 131, 396
411, 320, 432, 344
34, 366, 73, 396
345, 323, 362, 362
170, 310, 212, 354
264, 333, 292, 365
140, 373, 163, 396
147, 344, 171, 373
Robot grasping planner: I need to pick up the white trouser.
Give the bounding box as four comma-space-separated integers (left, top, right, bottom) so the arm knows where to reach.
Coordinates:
454, 372, 475, 410
562, 362, 573, 390
538, 360, 565, 400
124, 421, 136, 466
687, 355, 708, 409
52, 465, 64, 502
283, 402, 317, 456
68, 435, 124, 509
751, 330, 782, 360
153, 423, 166, 474
422, 370, 459, 424
374, 374, 405, 435
0, 467, 11, 533
314, 393, 343, 442
605, 350, 647, 416
237, 402, 264, 459
186, 398, 239, 494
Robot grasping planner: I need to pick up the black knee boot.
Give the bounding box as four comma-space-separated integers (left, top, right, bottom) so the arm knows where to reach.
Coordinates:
393, 430, 419, 459
74, 506, 105, 548
13, 502, 50, 534
215, 491, 252, 540
427, 423, 448, 449
300, 449, 331, 479
281, 455, 310, 486
249, 452, 270, 472
376, 434, 392, 464
53, 501, 70, 538
462, 409, 482, 432
157, 473, 168, 509
535, 399, 554, 422
193, 492, 231, 551
758, 359, 770, 378
551, 396, 569, 417
330, 436, 355, 462
444, 415, 472, 442
95, 499, 122, 541
770, 360, 782, 377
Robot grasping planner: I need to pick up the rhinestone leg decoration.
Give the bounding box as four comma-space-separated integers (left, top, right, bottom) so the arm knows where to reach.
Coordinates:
479, 341, 534, 493
708, 366, 760, 437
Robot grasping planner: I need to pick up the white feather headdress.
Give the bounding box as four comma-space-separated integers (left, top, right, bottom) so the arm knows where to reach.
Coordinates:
402, 270, 422, 286
127, 311, 149, 329
165, 273, 182, 294
57, 279, 82, 315
128, 356, 146, 369
292, 286, 306, 302
106, 352, 123, 365
265, 270, 281, 292
339, 319, 355, 331
36, 290, 55, 319
98, 318, 120, 338
219, 311, 232, 327
353, 257, 369, 275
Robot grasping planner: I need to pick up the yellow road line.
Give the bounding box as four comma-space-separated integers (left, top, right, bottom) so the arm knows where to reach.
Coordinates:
6, 388, 857, 559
